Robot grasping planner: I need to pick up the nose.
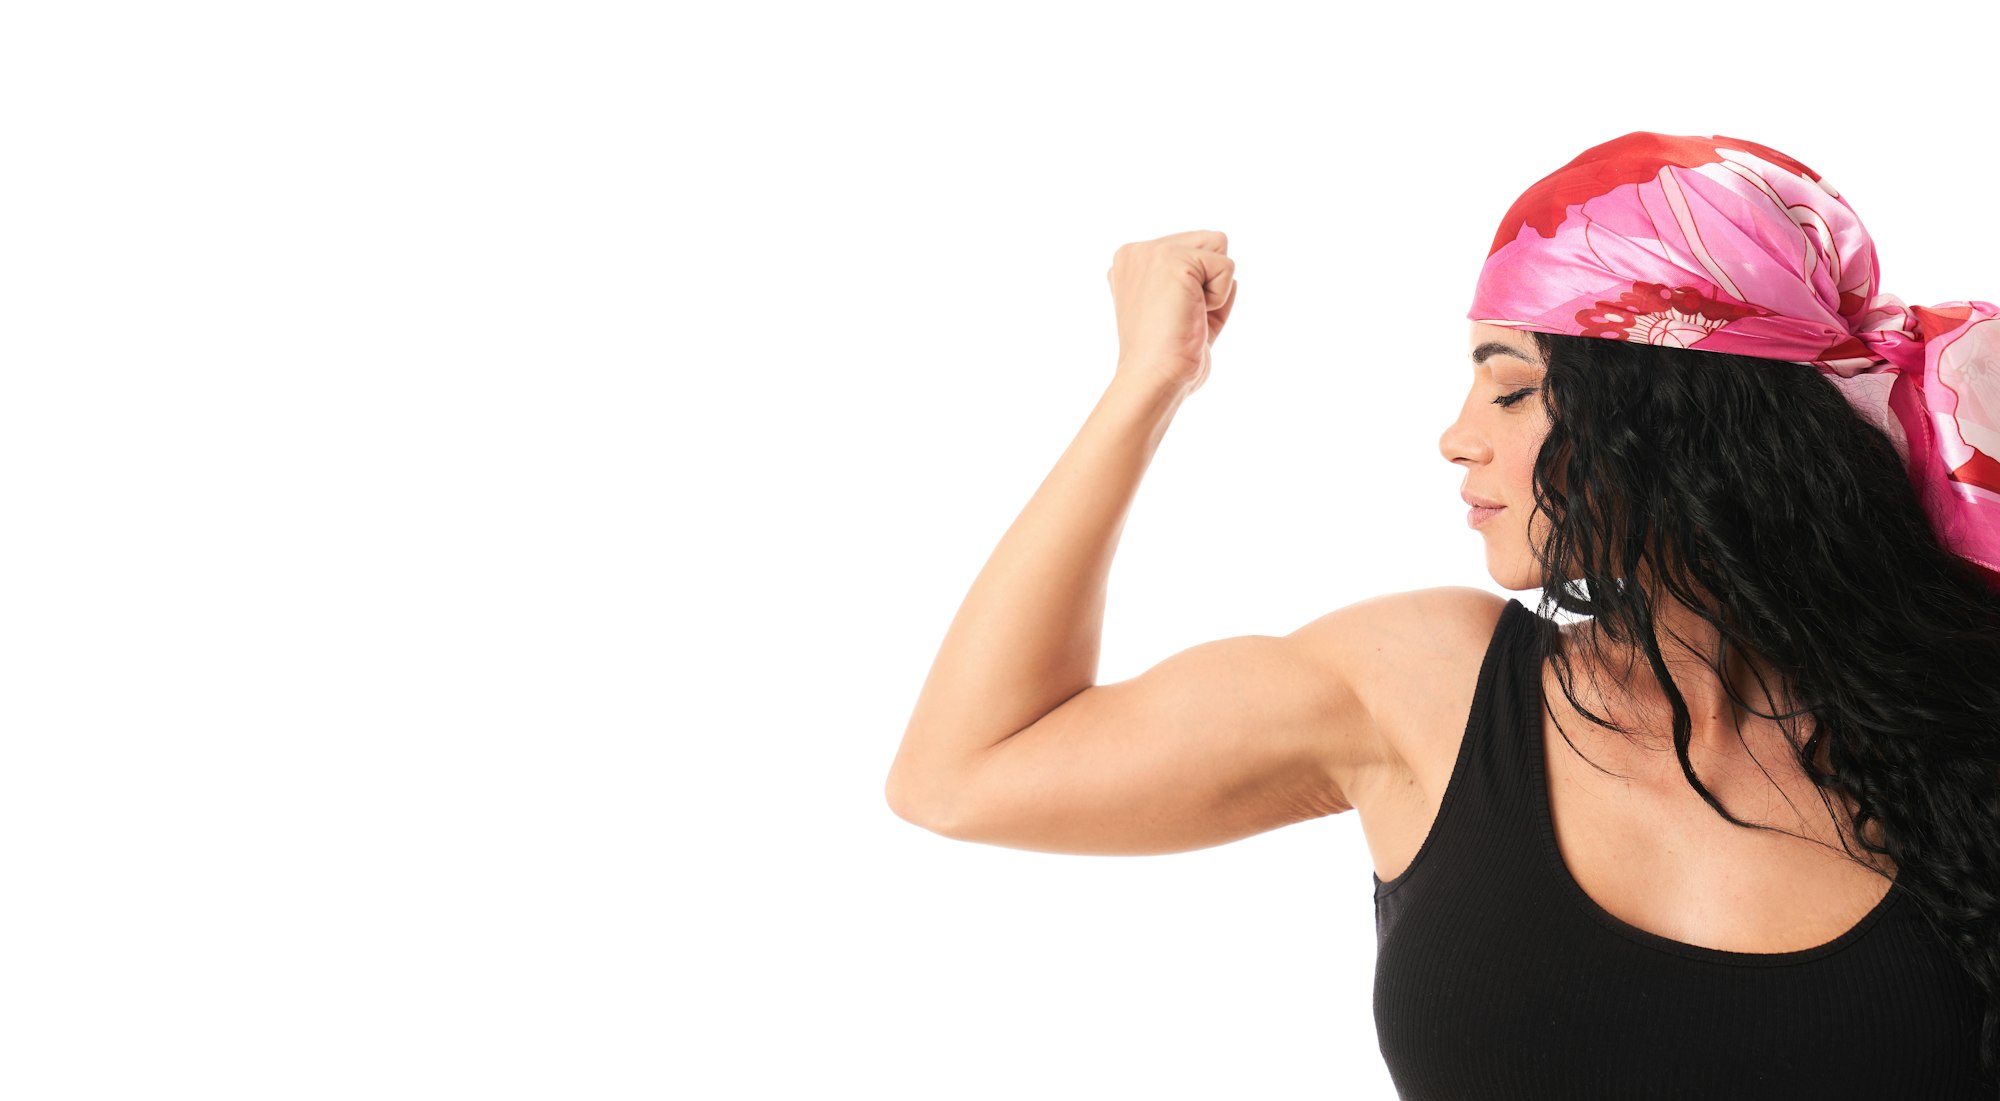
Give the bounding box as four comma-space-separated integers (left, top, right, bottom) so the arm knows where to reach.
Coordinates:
1437, 399, 1488, 468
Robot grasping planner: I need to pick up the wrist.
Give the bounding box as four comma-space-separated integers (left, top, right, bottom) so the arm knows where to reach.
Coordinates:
1112, 357, 1199, 402
1101, 363, 1193, 440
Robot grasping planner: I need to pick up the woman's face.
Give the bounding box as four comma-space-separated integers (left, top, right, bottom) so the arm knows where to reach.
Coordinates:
1438, 321, 1553, 591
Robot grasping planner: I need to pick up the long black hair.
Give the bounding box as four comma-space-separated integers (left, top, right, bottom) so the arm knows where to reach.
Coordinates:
1524, 329, 2000, 1083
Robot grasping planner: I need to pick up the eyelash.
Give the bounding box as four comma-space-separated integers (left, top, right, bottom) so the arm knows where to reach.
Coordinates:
1493, 387, 1537, 408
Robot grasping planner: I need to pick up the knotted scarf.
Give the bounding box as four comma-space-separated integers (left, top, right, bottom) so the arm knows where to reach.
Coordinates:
1467, 131, 2000, 591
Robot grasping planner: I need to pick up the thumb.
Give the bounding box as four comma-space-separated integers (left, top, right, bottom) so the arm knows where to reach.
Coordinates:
1208, 278, 1238, 338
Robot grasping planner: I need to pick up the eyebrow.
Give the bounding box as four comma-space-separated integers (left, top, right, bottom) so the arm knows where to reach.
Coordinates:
1472, 341, 1543, 369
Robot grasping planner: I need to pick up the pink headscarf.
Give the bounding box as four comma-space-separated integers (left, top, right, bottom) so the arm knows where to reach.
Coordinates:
1467, 131, 2000, 592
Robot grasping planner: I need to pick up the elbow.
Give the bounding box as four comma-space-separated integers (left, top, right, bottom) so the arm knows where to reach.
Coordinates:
885, 770, 938, 830
885, 770, 962, 836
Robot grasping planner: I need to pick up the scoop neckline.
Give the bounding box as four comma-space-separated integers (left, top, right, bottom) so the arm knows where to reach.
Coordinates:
1515, 599, 1904, 968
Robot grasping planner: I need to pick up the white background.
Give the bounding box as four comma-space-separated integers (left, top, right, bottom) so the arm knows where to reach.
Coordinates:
5, 2, 1997, 1098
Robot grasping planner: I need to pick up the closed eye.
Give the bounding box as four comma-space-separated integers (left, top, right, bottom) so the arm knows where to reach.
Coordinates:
1492, 387, 1538, 408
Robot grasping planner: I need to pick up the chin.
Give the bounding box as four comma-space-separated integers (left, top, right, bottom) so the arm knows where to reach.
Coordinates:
1482, 549, 1541, 592
1484, 572, 1537, 593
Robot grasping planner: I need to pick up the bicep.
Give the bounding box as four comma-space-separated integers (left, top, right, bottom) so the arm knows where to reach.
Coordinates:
925, 627, 1384, 856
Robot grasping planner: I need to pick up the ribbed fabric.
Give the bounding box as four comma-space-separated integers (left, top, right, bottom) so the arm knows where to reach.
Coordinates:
1371, 597, 1994, 1099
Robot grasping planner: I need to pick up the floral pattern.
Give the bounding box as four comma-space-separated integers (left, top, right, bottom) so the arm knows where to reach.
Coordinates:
1483, 132, 1828, 260
1575, 282, 1771, 347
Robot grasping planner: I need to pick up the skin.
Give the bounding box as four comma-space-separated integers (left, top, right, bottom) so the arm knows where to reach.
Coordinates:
1437, 321, 1802, 768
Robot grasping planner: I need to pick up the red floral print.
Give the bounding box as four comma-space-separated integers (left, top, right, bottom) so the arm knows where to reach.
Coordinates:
1486, 132, 1830, 258
1574, 281, 1772, 347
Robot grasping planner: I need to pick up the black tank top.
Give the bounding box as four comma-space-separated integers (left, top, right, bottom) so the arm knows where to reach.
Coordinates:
1370, 597, 1993, 1098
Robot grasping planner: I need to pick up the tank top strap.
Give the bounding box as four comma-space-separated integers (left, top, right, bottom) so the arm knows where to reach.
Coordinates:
1371, 597, 1555, 946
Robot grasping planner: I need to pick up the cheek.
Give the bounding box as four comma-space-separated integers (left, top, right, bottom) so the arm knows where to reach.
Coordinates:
1502, 437, 1541, 498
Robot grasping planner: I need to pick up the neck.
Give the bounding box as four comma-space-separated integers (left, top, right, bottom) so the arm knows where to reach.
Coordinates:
1555, 588, 1801, 761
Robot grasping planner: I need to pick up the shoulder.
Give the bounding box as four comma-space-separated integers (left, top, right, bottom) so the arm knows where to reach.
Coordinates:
1287, 586, 1514, 792
1289, 586, 1511, 677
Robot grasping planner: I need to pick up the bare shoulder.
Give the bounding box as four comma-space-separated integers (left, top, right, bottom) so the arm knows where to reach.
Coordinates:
1286, 586, 1512, 808
1287, 586, 1511, 695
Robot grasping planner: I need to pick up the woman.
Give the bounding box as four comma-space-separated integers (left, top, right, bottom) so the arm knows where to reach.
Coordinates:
884, 132, 2000, 1097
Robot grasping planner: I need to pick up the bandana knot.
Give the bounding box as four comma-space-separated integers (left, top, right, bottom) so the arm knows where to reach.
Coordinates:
1468, 131, 2000, 588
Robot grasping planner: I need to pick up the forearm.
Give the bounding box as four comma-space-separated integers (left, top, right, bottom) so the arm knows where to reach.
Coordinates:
888, 365, 1189, 802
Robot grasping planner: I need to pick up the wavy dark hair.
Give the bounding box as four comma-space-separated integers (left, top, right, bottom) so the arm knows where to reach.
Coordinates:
1522, 329, 2000, 1085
